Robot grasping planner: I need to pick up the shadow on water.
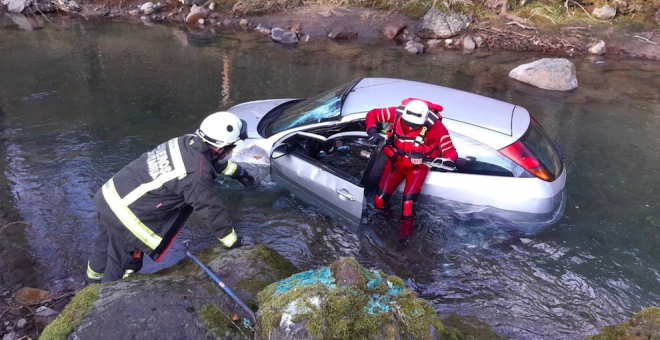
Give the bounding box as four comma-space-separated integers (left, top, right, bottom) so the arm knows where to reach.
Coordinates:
1, 21, 659, 339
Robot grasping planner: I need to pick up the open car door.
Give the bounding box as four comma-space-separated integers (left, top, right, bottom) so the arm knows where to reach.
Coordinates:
270, 131, 367, 226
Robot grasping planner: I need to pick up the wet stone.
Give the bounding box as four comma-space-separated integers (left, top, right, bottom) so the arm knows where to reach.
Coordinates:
15, 287, 53, 304
271, 28, 298, 44
15, 319, 26, 329
328, 26, 357, 40
381, 21, 407, 40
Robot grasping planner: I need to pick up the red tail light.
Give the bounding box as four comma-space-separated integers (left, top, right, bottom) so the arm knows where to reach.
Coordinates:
499, 141, 551, 181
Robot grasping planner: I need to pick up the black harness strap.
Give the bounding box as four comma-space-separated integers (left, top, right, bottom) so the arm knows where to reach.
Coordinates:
387, 105, 441, 162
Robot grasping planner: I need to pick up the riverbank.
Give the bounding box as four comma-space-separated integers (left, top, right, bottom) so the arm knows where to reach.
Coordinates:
1, 0, 660, 59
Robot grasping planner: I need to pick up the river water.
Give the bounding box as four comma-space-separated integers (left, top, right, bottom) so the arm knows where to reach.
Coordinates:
1, 19, 659, 339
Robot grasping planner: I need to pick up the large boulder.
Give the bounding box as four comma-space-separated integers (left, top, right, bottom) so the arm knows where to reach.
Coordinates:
508, 58, 578, 91
256, 258, 458, 340
587, 307, 660, 339
415, 8, 470, 39
43, 245, 298, 340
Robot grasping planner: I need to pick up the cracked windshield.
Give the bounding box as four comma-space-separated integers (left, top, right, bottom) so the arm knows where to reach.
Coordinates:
1, 1, 659, 339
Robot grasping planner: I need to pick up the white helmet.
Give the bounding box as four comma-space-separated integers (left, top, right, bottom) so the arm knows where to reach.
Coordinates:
401, 100, 429, 129
196, 112, 248, 149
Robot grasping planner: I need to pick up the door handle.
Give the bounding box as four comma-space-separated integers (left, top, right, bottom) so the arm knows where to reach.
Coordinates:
336, 188, 356, 201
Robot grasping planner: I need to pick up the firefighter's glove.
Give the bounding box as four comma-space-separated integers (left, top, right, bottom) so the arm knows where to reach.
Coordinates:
234, 168, 256, 188
366, 127, 384, 145
225, 236, 255, 249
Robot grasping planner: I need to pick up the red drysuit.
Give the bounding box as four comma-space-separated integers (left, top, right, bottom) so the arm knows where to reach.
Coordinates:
365, 98, 457, 239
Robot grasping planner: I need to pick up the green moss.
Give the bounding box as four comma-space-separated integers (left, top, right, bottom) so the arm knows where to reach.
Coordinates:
148, 246, 220, 277
258, 259, 460, 340
441, 313, 506, 340
235, 278, 272, 294
200, 303, 250, 339
203, 281, 219, 295
40, 284, 101, 340
387, 275, 406, 288
252, 244, 299, 279
186, 306, 196, 313
587, 307, 660, 340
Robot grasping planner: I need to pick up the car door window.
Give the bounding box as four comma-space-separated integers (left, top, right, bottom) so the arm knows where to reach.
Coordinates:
450, 132, 527, 178
290, 136, 374, 185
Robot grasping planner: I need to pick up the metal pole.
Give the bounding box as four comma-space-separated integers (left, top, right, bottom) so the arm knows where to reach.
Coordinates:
183, 241, 256, 321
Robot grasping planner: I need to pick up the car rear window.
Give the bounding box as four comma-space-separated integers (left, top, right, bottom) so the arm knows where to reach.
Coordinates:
520, 120, 563, 181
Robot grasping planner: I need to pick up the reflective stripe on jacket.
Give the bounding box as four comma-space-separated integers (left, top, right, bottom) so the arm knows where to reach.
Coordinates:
97, 135, 235, 258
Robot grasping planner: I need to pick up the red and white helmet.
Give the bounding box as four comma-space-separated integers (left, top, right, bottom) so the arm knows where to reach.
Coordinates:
401, 100, 429, 129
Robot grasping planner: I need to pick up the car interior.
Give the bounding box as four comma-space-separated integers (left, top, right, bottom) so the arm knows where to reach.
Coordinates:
275, 120, 522, 191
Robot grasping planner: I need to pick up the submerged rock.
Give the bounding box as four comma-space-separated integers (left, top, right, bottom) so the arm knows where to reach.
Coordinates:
587, 307, 660, 339
328, 26, 357, 40
509, 58, 578, 91
405, 40, 425, 54
256, 258, 457, 340
415, 8, 470, 39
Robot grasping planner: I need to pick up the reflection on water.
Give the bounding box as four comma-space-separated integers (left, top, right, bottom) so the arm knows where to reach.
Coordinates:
1, 21, 659, 339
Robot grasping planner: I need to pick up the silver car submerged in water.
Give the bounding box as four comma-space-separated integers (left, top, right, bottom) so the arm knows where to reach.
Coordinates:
228, 78, 567, 233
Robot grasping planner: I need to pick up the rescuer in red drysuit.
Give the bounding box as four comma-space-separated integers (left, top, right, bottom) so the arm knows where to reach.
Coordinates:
365, 98, 458, 240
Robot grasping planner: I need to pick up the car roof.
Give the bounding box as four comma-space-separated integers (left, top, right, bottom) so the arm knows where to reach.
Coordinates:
341, 78, 525, 138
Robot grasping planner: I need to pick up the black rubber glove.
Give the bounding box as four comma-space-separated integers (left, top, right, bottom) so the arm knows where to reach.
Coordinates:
366, 127, 384, 145
233, 168, 256, 187
224, 236, 256, 249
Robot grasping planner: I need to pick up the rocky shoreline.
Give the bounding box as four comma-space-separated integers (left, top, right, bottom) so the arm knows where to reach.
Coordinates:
2, 0, 660, 59
2, 244, 659, 339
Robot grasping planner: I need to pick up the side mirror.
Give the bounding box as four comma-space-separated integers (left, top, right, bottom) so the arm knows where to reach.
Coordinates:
271, 143, 291, 160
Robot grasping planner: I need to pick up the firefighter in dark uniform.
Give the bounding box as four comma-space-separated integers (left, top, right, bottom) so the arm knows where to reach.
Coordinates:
365, 99, 458, 240
86, 112, 255, 283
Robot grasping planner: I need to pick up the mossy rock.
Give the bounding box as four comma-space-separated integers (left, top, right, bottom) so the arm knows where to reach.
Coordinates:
587, 307, 660, 340
205, 244, 300, 308
440, 313, 506, 340
63, 245, 298, 340
256, 257, 459, 340
39, 284, 100, 340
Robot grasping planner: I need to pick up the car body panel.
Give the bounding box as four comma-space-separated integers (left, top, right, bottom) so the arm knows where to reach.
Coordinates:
228, 98, 297, 137
225, 78, 566, 226
342, 78, 516, 136
412, 165, 566, 215
511, 106, 532, 144
270, 131, 365, 226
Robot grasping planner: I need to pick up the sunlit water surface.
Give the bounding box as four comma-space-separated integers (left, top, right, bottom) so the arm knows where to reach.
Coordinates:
1, 20, 659, 339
